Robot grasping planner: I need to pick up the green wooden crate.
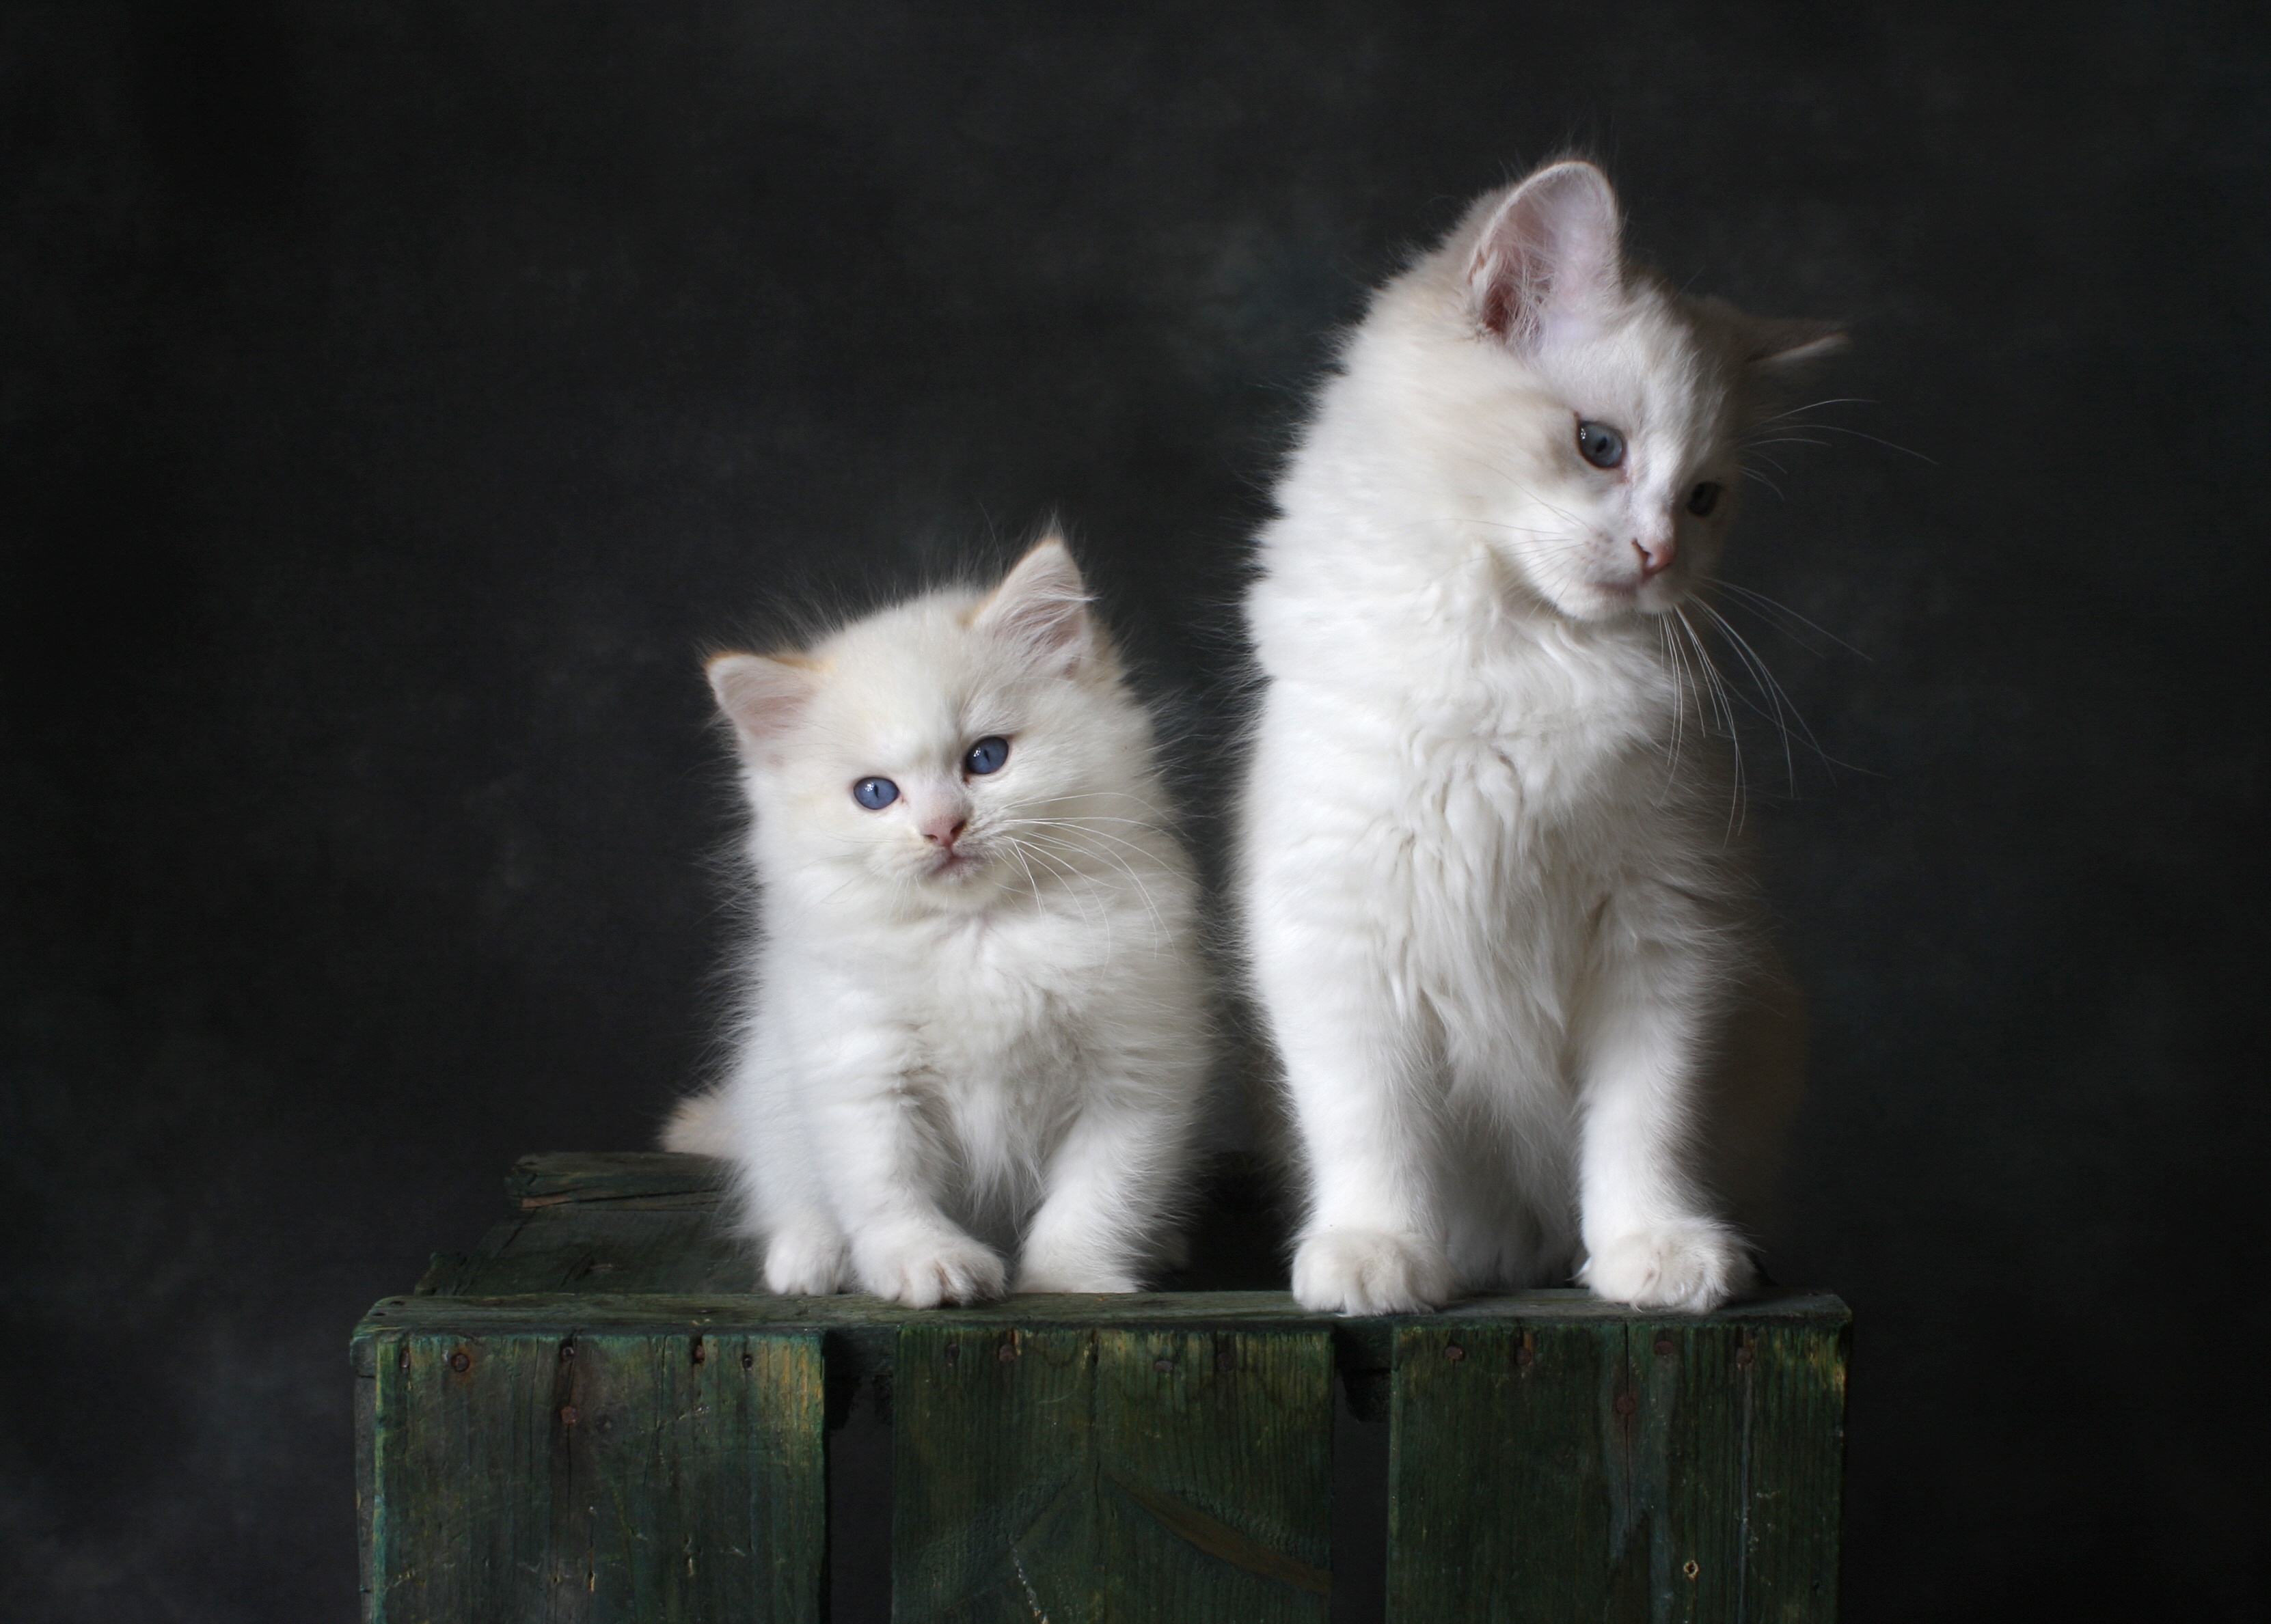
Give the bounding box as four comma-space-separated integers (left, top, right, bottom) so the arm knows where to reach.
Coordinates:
354, 1153, 1847, 1622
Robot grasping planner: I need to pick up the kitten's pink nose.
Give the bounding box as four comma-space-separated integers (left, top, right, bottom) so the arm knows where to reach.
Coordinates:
1633, 536, 1676, 580
922, 814, 968, 850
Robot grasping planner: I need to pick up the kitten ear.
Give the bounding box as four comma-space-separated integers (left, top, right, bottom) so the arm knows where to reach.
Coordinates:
1740, 316, 1848, 368
706, 652, 815, 746
971, 536, 1092, 672
1469, 161, 1624, 348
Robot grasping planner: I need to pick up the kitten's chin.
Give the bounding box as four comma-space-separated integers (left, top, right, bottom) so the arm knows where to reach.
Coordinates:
912, 848, 1006, 905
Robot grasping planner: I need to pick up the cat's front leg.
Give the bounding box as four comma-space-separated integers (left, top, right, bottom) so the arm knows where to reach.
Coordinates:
1573, 936, 1750, 1314
802, 1060, 1007, 1308
1015, 1077, 1199, 1294
1257, 929, 1454, 1315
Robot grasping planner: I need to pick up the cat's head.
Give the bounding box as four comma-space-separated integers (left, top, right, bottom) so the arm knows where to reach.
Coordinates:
707, 538, 1147, 913
1401, 160, 1842, 622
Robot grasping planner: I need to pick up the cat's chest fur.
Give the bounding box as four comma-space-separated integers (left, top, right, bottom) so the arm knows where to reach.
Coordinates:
1270, 581, 1676, 851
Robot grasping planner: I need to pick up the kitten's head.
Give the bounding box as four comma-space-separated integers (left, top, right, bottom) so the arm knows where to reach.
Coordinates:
707, 538, 1151, 913
1400, 160, 1842, 622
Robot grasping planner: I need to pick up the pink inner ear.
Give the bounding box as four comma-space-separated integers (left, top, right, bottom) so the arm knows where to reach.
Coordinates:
974, 539, 1092, 668
707, 654, 813, 743
1473, 162, 1623, 346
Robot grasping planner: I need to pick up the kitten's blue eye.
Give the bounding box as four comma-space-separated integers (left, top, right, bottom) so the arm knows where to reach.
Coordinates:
852, 777, 898, 810
964, 736, 1009, 775
1576, 419, 1626, 469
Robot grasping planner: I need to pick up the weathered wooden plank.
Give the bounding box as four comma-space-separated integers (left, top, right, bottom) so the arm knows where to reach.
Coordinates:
508, 1151, 729, 1209
1387, 1319, 1621, 1621
1095, 1327, 1334, 1620
356, 1363, 378, 1623
1384, 1310, 1847, 1623
365, 1325, 825, 1623
1724, 1322, 1846, 1621
893, 1323, 1333, 1622
356, 1288, 1848, 1394
416, 1207, 751, 1297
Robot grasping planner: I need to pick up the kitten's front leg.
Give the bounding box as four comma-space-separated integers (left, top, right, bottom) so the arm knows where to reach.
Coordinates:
803, 1058, 1006, 1308
1015, 1077, 1197, 1294
1573, 935, 1750, 1314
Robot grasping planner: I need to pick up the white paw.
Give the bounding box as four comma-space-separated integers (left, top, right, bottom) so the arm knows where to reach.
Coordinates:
854, 1228, 1007, 1308
1292, 1228, 1455, 1315
1580, 1218, 1750, 1313
762, 1226, 849, 1296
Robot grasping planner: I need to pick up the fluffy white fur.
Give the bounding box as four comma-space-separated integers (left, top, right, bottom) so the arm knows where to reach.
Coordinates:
664, 539, 1211, 1306
1237, 161, 1839, 1316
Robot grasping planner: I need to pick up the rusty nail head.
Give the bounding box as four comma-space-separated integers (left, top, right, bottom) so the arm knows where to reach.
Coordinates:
559, 1342, 575, 1361
1154, 1358, 1175, 1373
1683, 1559, 1700, 1580
1445, 1343, 1466, 1362
690, 1336, 706, 1365
741, 1351, 754, 1368
944, 1342, 960, 1365
1516, 1344, 1535, 1366
560, 1405, 579, 1426
397, 1345, 411, 1371
1655, 1337, 1675, 1358
1735, 1344, 1754, 1368
448, 1349, 471, 1373
996, 1337, 1017, 1362
1614, 1390, 1637, 1415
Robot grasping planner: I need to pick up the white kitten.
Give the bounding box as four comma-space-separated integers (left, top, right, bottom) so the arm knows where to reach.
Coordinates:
1237, 161, 1840, 1315
663, 538, 1212, 1306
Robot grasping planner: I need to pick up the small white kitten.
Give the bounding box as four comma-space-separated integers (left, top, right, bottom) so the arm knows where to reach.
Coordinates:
664, 538, 1211, 1307
1238, 161, 1840, 1315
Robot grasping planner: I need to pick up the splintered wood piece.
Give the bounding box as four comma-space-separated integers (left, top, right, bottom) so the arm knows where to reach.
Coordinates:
364, 1327, 825, 1623
1386, 1315, 1845, 1622
892, 1323, 1333, 1623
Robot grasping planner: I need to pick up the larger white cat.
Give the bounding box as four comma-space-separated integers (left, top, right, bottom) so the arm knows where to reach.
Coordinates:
1238, 161, 1838, 1315
665, 539, 1211, 1306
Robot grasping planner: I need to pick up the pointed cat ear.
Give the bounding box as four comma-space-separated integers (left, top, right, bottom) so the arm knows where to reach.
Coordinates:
707, 652, 815, 746
1469, 161, 1624, 348
971, 536, 1092, 673
1739, 316, 1848, 368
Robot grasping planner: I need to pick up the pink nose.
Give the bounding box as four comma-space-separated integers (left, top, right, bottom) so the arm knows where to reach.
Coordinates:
922, 815, 968, 849
1633, 536, 1676, 580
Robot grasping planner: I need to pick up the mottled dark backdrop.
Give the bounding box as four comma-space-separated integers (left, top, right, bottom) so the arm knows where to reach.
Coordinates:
3, 2, 2264, 1619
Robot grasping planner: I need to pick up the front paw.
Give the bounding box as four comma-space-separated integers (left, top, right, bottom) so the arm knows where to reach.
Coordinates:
1581, 1218, 1750, 1313
1292, 1228, 1455, 1315
854, 1228, 1007, 1308
763, 1225, 849, 1296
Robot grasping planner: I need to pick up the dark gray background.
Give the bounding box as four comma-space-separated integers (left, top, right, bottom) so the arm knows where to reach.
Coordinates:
4, 1, 2264, 1619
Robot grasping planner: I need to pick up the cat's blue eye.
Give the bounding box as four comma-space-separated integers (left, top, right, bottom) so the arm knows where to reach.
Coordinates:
964, 736, 1010, 775
852, 776, 899, 810
1575, 419, 1626, 470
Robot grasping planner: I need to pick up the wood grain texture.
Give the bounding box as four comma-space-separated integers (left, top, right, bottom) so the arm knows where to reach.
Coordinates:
1385, 1313, 1846, 1623
508, 1152, 729, 1209
893, 1323, 1333, 1623
364, 1325, 825, 1623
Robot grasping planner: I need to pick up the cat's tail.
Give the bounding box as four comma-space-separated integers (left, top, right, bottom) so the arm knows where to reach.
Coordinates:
659, 1088, 736, 1156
